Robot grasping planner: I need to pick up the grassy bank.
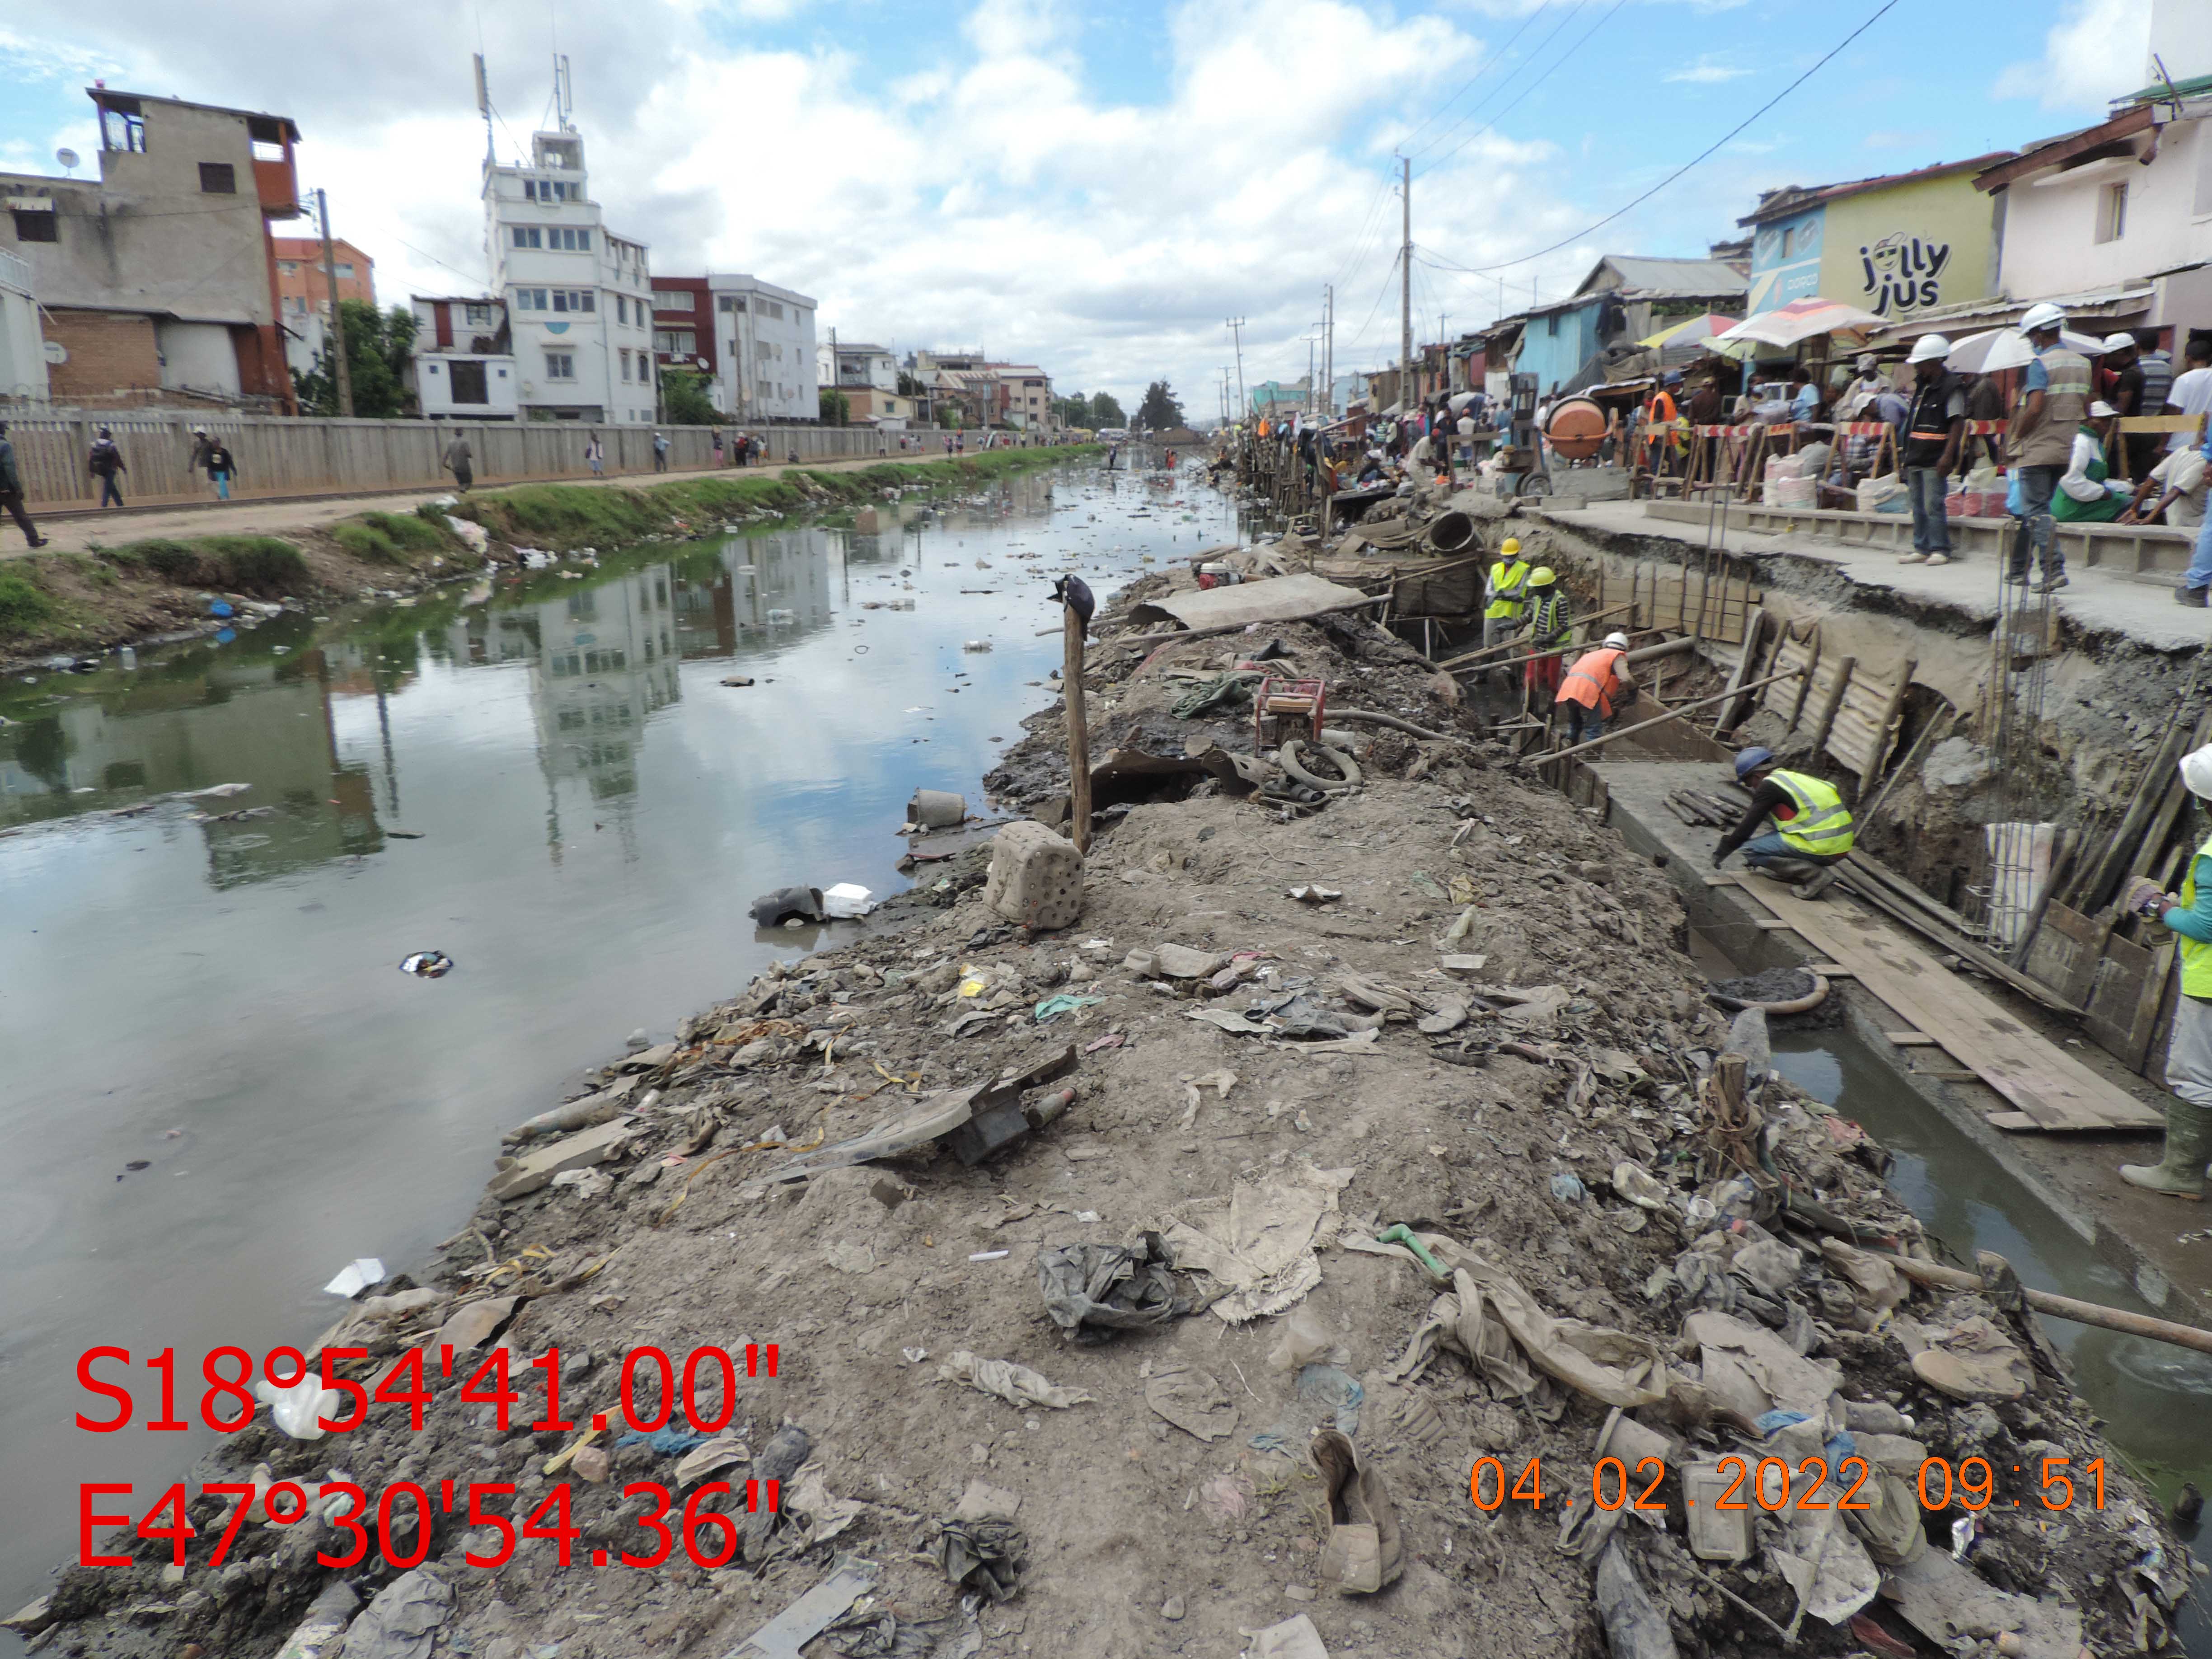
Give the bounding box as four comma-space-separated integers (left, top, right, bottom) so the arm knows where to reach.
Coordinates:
0, 445, 1097, 662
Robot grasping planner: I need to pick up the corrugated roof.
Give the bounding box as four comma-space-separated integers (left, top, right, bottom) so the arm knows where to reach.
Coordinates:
1583, 256, 1748, 297
1737, 153, 2015, 225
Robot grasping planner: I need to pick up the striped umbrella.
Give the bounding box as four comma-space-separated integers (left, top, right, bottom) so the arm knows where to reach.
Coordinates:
1716, 298, 1890, 348
1637, 313, 1743, 349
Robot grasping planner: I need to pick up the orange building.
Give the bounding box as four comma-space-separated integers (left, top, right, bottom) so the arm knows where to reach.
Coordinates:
271, 237, 376, 327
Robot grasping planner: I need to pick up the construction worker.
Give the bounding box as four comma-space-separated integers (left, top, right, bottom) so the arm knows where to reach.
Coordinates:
1482, 537, 1532, 659
1711, 747, 1856, 898
1521, 567, 1572, 702
2118, 743, 2212, 1198
1555, 630, 1636, 747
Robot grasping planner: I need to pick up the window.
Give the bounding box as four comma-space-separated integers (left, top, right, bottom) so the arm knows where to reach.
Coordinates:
758, 379, 774, 401
761, 301, 783, 320
539, 226, 589, 252
11, 208, 57, 242
464, 303, 492, 328
1780, 226, 1795, 259
513, 287, 548, 310
718, 295, 742, 313
2097, 180, 2128, 244
198, 162, 237, 194
511, 226, 542, 249
545, 352, 576, 380
336, 262, 355, 278
655, 329, 696, 356
550, 288, 595, 313
654, 289, 694, 310
524, 179, 575, 202
619, 349, 632, 381
277, 259, 298, 275
451, 361, 488, 403
100, 100, 146, 153
616, 296, 628, 324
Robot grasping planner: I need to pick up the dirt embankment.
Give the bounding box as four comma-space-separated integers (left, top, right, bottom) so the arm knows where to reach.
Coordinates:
13, 567, 2185, 1659
0, 449, 1098, 673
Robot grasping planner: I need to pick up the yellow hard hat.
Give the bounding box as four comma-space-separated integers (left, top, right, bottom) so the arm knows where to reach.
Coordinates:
1500, 537, 1521, 556
1528, 566, 1556, 586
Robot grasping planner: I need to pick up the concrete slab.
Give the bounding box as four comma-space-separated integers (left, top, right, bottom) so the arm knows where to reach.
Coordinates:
1592, 756, 2207, 1323
1537, 498, 2212, 654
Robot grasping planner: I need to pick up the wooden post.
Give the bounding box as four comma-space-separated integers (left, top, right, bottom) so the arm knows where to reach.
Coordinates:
1064, 604, 1092, 853
1804, 656, 1856, 765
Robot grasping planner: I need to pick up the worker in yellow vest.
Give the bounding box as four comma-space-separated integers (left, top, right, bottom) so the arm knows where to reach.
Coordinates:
2118, 744, 2212, 1197
1481, 537, 1532, 661
1711, 747, 1856, 898
1520, 568, 1572, 702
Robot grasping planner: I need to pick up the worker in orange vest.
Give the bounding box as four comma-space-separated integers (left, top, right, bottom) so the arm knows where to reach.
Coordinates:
1555, 631, 1638, 747
1643, 373, 1687, 478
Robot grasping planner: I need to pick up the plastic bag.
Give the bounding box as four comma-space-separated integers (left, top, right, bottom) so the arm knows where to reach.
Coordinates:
2005, 466, 2024, 518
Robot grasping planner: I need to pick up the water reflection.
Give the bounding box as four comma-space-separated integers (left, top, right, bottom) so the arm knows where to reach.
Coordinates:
0, 461, 1234, 1640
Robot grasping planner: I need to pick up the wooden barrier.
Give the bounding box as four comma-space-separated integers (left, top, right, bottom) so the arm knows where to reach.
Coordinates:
4, 413, 982, 511
1593, 562, 1763, 646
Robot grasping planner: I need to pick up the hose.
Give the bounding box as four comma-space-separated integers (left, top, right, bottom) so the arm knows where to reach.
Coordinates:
1328, 708, 1465, 744
1279, 740, 1362, 793
1708, 973, 1830, 1016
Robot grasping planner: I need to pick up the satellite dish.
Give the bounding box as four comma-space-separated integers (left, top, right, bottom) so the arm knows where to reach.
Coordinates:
44, 341, 69, 365
56, 148, 79, 171
694, 355, 709, 370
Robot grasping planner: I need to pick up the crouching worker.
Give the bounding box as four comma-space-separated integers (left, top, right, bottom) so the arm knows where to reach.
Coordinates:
1711, 746, 1855, 898
2118, 743, 2212, 1198
1553, 631, 1635, 747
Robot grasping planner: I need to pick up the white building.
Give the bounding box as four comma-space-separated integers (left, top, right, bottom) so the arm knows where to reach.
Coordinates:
1964, 0, 2212, 339
407, 295, 520, 420
707, 274, 817, 423
484, 126, 657, 424
0, 248, 49, 404
818, 339, 897, 393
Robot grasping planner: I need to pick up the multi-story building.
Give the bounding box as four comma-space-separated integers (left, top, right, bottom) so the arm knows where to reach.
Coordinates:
406, 295, 518, 421
484, 125, 656, 424
992, 365, 1052, 431
269, 236, 375, 384
0, 87, 303, 409
818, 340, 897, 393
650, 274, 818, 423
0, 248, 46, 403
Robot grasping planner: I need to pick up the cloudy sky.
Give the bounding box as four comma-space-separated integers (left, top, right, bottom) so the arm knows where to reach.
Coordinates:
0, 0, 2157, 415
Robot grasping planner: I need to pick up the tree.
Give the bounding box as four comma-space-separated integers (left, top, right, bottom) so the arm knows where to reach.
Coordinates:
662, 369, 717, 426
818, 388, 850, 426
1090, 390, 1128, 428
1133, 381, 1181, 431
897, 370, 925, 397
295, 300, 417, 418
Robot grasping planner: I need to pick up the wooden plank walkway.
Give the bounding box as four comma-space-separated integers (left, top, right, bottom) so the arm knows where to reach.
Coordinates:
1730, 877, 2165, 1134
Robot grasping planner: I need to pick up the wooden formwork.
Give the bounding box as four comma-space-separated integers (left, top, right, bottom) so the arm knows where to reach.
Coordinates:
1593, 564, 1762, 645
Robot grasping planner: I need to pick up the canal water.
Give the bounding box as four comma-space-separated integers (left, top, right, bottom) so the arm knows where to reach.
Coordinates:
1771, 1030, 2211, 1652
0, 459, 1235, 1631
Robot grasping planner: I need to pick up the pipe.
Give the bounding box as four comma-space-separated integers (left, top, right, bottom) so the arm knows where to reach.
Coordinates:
1533, 667, 1804, 764
1434, 600, 1636, 670
1878, 1252, 2212, 1358
1709, 972, 1829, 1016
1328, 708, 1466, 744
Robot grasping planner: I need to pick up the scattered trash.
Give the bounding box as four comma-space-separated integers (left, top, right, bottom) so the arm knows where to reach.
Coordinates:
962, 639, 994, 653
751, 886, 828, 927
724, 1556, 879, 1659
185, 782, 252, 798
1296, 1364, 1364, 1434
331, 1568, 450, 1659
1036, 1235, 1192, 1340
322, 1257, 385, 1298
907, 789, 968, 829
1251, 1614, 1331, 1659
255, 1373, 346, 1441
721, 675, 756, 687
1593, 1538, 1678, 1659
673, 1433, 750, 1487
968, 1250, 1010, 1262
267, 1579, 357, 1659
1549, 1171, 1587, 1203
985, 821, 1085, 931
822, 882, 875, 919
938, 1350, 1094, 1410
1905, 1313, 2033, 1401
930, 1516, 1025, 1602
1313, 1429, 1401, 1594
1163, 1159, 1352, 1322
399, 951, 453, 979
1288, 885, 1341, 904
1033, 994, 1101, 1022
1144, 1362, 1237, 1440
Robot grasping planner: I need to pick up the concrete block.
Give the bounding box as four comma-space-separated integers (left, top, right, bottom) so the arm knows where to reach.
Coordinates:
984, 820, 1084, 930
489, 1116, 635, 1201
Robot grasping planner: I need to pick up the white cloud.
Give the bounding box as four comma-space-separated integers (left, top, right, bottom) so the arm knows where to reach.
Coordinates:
1992, 0, 2149, 112
1665, 55, 1751, 84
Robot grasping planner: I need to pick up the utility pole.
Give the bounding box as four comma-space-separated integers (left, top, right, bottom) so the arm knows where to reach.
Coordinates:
1323, 283, 1333, 420
316, 187, 353, 418
1399, 153, 1412, 417
1224, 318, 1246, 422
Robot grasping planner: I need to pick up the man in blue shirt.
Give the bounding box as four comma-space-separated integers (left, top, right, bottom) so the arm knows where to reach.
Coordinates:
2177, 416, 2212, 606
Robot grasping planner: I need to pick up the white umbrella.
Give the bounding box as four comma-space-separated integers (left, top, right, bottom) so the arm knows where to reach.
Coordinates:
1944, 327, 2112, 375
1715, 297, 1890, 349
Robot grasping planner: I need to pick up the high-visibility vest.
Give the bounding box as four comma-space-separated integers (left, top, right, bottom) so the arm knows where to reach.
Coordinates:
1527, 589, 1570, 647
1769, 769, 1856, 857
1485, 558, 1532, 621
1557, 647, 1628, 716
2180, 833, 2212, 1000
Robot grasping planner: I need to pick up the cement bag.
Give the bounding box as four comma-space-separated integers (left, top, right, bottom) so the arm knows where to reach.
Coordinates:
1771, 476, 1817, 509
1856, 473, 1906, 513
1439, 1246, 1667, 1408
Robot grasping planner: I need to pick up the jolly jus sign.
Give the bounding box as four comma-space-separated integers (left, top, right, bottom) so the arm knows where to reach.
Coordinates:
1858, 233, 1951, 317
1744, 170, 1997, 325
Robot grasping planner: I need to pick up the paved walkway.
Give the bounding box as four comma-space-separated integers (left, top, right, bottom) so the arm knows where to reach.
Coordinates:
1541, 497, 2212, 653
3, 448, 1055, 560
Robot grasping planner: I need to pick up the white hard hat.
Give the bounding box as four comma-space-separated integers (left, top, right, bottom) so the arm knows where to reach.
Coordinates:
2102, 332, 2138, 353
2182, 744, 2212, 800
2088, 400, 2118, 418
1907, 334, 1951, 364
1603, 631, 1630, 650
2020, 301, 2067, 333
1856, 353, 1878, 372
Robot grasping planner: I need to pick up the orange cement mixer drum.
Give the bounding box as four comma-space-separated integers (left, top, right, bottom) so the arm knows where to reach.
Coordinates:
1545, 397, 1608, 461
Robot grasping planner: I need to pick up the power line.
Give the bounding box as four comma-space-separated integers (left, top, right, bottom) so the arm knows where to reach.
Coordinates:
1396, 1, 1555, 156
1422, 0, 1903, 276
1413, 0, 1625, 180
1407, 0, 1587, 168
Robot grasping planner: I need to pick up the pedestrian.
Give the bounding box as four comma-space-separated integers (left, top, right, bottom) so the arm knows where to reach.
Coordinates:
0, 420, 49, 548
1838, 352, 1888, 419
187, 425, 217, 494
204, 438, 239, 501
1554, 631, 1636, 748
441, 431, 474, 492
586, 432, 605, 477
88, 426, 127, 508
712, 429, 726, 467
1711, 746, 1856, 899
1481, 536, 1532, 663
2005, 300, 2087, 595
1520, 567, 1570, 703
2053, 400, 2128, 524
2161, 336, 2212, 458
1456, 406, 1476, 470
944, 435, 953, 456
2099, 332, 2155, 481
2138, 332, 2175, 426
2119, 442, 2207, 528
1897, 333, 1967, 567
1787, 365, 1821, 426
2118, 741, 2212, 1197
2179, 416, 2212, 607
652, 431, 670, 473
1965, 371, 2008, 469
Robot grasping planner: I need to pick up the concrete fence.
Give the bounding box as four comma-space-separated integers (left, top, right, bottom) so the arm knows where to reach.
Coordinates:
1, 413, 986, 511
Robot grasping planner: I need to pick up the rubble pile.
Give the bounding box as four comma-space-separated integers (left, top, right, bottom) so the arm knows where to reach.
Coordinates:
14, 581, 2187, 1659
